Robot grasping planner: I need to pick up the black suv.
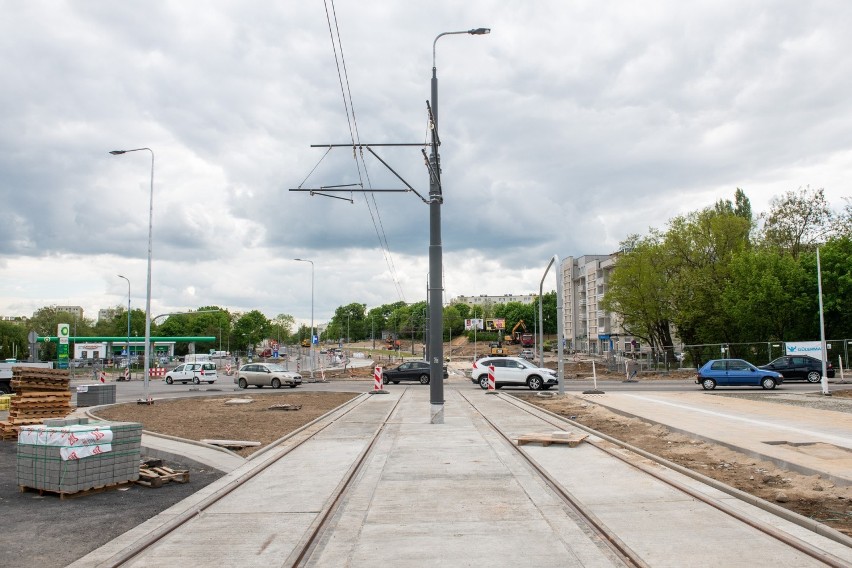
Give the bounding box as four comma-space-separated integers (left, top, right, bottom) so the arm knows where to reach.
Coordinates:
759, 355, 835, 383
381, 361, 448, 385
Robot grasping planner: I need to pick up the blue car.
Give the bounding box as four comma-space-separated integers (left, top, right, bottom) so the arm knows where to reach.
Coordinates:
696, 359, 783, 390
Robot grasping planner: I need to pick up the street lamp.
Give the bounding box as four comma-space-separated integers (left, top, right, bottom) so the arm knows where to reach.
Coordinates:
428, 27, 490, 424
294, 258, 315, 380
117, 274, 131, 377
110, 147, 154, 404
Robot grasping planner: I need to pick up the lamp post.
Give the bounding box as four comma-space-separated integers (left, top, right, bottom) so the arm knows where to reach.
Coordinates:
117, 274, 131, 376
429, 27, 490, 424
110, 147, 154, 404
294, 258, 315, 379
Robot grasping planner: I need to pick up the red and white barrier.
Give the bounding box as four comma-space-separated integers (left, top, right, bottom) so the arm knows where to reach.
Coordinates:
374, 366, 383, 391
98, 371, 107, 383
123, 367, 130, 381
148, 367, 166, 378
488, 365, 496, 391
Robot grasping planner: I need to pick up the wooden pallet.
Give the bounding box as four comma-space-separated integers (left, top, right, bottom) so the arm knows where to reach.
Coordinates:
136, 465, 190, 488
18, 481, 133, 500
516, 432, 588, 447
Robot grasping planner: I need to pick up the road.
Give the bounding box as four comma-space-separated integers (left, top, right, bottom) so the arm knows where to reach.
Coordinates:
67, 373, 852, 406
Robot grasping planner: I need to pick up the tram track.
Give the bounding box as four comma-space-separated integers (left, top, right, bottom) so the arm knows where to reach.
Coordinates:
95, 392, 402, 567
488, 392, 851, 568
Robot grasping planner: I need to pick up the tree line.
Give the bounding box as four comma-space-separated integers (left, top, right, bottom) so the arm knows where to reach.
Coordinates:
600, 187, 852, 362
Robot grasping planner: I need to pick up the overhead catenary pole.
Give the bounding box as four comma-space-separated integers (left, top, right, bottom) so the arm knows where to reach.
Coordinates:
429, 27, 490, 424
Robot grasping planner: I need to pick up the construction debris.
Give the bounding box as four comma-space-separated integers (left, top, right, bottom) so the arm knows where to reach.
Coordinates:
516, 431, 588, 447
137, 464, 190, 488
200, 439, 261, 449
1, 367, 72, 440
268, 403, 302, 411
225, 398, 254, 405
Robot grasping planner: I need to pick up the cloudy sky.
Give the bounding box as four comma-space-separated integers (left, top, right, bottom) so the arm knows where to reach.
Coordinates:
1, 1, 850, 327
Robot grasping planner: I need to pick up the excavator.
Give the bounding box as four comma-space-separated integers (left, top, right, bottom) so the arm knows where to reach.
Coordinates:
505, 320, 534, 347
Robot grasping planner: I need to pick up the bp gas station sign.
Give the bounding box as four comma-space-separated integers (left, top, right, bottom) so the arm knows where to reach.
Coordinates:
57, 323, 70, 369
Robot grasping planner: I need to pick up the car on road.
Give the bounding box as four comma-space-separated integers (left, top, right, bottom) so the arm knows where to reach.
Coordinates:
519, 349, 535, 360
759, 355, 835, 383
165, 362, 218, 385
381, 361, 448, 385
235, 363, 302, 389
696, 359, 783, 390
469, 356, 558, 391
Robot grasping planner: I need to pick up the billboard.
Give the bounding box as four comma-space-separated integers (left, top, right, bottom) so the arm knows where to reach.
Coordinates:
784, 341, 828, 360
484, 318, 506, 331
464, 318, 484, 331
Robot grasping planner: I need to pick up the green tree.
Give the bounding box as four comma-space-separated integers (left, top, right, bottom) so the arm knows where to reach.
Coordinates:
760, 186, 836, 258
799, 236, 852, 339
720, 249, 814, 342
0, 320, 28, 360
232, 310, 271, 351
601, 234, 676, 356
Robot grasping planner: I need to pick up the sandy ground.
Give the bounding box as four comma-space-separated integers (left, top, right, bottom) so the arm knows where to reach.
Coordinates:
94, 392, 359, 457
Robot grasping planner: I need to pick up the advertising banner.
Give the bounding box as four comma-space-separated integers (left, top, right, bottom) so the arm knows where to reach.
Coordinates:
784, 341, 828, 360
464, 318, 484, 331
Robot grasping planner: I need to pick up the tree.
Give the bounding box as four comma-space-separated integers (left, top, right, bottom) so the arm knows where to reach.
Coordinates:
799, 236, 852, 339
601, 234, 676, 356
0, 320, 28, 360
760, 186, 836, 258
232, 310, 270, 351
272, 313, 295, 344
720, 249, 814, 342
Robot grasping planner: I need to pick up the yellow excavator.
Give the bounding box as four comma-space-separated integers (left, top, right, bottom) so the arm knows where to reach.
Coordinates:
505, 320, 528, 344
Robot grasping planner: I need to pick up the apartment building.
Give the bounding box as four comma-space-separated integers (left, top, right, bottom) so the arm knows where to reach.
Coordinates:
561, 254, 637, 355
37, 305, 84, 319
98, 307, 120, 322
451, 293, 538, 307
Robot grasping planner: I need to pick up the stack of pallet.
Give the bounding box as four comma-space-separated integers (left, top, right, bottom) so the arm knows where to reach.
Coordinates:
0, 367, 72, 440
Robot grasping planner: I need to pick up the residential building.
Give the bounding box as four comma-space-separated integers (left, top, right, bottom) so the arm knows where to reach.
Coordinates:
451, 293, 538, 307
37, 305, 84, 319
561, 254, 637, 355
98, 308, 120, 322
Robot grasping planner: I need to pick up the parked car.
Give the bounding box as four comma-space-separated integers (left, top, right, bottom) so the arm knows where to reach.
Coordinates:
165, 362, 218, 385
519, 349, 535, 360
696, 359, 783, 390
759, 355, 835, 383
235, 363, 302, 389
381, 361, 448, 385
469, 357, 558, 391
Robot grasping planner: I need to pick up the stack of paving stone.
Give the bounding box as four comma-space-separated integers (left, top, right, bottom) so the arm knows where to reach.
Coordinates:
75, 383, 117, 407
0, 367, 72, 440
16, 418, 143, 496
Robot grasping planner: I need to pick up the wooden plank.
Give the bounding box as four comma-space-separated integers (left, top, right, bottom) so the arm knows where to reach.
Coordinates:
516, 432, 588, 448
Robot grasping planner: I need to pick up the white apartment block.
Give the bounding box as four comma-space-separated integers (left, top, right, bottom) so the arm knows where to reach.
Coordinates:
98, 308, 121, 322
561, 254, 640, 354
451, 293, 538, 307
36, 305, 84, 319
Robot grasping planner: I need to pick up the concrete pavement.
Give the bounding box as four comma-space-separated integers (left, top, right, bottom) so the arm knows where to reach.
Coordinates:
71, 386, 851, 567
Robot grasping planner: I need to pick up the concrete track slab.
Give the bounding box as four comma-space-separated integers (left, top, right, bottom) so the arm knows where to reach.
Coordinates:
71, 387, 851, 567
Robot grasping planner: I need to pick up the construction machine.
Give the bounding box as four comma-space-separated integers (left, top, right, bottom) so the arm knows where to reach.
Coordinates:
489, 341, 508, 357
505, 320, 532, 345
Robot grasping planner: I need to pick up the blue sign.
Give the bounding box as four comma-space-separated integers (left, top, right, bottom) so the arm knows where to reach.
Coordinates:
312, 335, 318, 345
121, 349, 127, 356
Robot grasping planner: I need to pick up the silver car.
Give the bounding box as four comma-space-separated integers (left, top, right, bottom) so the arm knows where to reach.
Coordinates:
235, 363, 302, 389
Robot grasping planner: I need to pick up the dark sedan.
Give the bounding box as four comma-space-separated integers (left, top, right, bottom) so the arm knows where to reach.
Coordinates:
381, 361, 448, 385
759, 355, 835, 383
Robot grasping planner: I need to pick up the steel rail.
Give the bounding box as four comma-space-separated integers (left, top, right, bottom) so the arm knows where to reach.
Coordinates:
501, 393, 852, 568
291, 392, 405, 566
458, 391, 649, 568
97, 393, 372, 567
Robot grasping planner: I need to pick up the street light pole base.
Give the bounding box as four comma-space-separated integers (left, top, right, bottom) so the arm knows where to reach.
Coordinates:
430, 403, 444, 424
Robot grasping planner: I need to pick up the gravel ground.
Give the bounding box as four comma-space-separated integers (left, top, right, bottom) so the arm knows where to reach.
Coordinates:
0, 441, 224, 568
715, 388, 852, 414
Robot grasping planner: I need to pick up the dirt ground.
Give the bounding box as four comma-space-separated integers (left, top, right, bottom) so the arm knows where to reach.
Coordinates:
94, 392, 358, 457
516, 393, 852, 536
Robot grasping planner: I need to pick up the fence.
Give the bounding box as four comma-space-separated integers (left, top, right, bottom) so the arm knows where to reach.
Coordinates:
681, 339, 852, 369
